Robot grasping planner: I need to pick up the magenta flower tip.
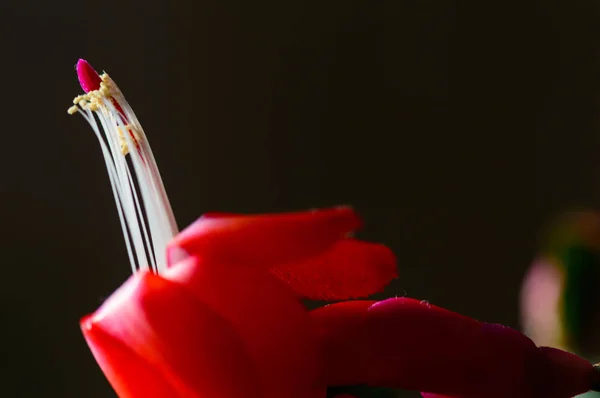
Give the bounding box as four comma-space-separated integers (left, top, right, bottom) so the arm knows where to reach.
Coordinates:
76, 59, 102, 93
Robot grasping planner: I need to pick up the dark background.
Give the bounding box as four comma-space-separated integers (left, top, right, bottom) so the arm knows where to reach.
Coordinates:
1, 1, 599, 397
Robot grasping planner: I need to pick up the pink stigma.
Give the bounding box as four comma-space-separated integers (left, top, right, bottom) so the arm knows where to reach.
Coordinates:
76, 59, 102, 93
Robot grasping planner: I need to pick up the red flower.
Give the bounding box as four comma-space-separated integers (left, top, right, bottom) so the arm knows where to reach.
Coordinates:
70, 60, 599, 398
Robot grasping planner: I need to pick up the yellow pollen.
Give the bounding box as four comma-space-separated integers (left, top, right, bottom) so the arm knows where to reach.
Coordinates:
117, 125, 141, 155
67, 73, 141, 154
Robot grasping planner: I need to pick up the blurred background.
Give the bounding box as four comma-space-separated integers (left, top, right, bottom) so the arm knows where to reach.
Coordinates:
2, 0, 600, 397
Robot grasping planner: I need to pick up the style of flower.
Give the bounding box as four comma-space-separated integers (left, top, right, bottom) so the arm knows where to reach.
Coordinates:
69, 60, 600, 398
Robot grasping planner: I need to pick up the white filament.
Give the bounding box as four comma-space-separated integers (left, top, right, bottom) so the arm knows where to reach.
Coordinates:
70, 76, 178, 274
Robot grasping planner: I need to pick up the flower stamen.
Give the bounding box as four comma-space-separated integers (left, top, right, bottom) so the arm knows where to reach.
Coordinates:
68, 59, 178, 274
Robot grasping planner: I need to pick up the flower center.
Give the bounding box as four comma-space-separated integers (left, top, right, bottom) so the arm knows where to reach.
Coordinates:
68, 59, 178, 274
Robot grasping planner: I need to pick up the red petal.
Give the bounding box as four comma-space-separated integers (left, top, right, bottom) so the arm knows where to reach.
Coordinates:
537, 347, 594, 398
167, 206, 361, 268
311, 298, 487, 392
312, 297, 591, 398
310, 300, 376, 385
81, 316, 184, 398
82, 272, 262, 398
271, 239, 397, 300
164, 256, 325, 398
